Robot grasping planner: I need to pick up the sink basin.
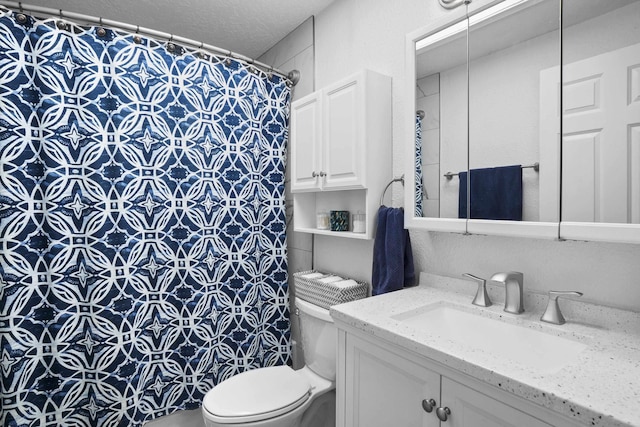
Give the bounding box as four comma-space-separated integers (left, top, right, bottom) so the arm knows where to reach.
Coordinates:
392, 304, 588, 374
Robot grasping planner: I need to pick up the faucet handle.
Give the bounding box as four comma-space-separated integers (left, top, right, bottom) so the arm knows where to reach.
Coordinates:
462, 273, 492, 307
541, 290, 583, 325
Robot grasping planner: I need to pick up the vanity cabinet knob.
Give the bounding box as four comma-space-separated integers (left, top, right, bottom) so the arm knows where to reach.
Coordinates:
436, 406, 451, 422
319, 171, 326, 177
421, 398, 436, 413
311, 171, 318, 178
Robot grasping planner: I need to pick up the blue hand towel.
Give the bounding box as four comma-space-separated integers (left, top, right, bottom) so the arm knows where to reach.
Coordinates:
372, 206, 415, 296
458, 165, 523, 221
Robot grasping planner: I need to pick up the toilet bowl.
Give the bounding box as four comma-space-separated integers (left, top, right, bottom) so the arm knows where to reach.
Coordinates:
202, 297, 336, 427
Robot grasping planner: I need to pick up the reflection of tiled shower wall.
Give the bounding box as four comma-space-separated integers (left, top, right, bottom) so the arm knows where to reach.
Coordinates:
258, 17, 315, 369
416, 73, 440, 217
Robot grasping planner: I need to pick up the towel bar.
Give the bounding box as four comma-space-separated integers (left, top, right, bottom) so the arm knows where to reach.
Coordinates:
444, 162, 539, 180
380, 175, 404, 205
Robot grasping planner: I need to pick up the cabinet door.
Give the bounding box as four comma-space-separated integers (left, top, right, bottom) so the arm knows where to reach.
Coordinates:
323, 77, 365, 189
344, 334, 440, 427
291, 92, 322, 192
441, 377, 552, 427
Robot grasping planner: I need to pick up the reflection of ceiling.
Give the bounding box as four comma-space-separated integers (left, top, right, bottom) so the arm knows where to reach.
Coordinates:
19, 0, 335, 59
563, 0, 637, 27
416, 0, 637, 79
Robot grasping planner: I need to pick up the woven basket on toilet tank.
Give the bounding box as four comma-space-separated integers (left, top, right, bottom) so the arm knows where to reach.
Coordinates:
293, 270, 369, 309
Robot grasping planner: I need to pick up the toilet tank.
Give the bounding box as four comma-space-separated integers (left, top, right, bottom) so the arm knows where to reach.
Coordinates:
295, 297, 336, 381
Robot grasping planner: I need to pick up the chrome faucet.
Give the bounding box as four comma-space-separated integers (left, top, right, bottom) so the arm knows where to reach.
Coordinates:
490, 271, 524, 314
541, 291, 583, 325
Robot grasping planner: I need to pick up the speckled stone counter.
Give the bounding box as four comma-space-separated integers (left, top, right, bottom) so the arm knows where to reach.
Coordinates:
329, 273, 640, 427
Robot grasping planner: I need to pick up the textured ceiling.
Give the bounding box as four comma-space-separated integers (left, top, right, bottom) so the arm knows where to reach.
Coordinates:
19, 0, 334, 59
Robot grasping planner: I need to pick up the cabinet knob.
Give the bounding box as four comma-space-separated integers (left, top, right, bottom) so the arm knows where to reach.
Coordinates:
421, 398, 436, 413
311, 171, 318, 178
436, 406, 451, 422
319, 171, 326, 177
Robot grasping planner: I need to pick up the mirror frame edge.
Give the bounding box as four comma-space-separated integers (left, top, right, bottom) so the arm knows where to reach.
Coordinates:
467, 220, 559, 239
560, 222, 640, 245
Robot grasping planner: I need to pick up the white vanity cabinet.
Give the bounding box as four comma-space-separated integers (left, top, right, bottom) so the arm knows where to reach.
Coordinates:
340, 332, 440, 427
337, 329, 581, 427
290, 70, 392, 239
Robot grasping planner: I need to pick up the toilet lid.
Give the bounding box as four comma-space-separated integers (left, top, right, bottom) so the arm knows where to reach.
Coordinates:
202, 365, 311, 423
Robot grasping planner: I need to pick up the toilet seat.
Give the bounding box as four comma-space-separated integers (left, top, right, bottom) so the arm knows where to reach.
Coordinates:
202, 365, 311, 424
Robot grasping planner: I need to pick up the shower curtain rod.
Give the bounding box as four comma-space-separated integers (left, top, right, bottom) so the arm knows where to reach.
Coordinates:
0, 0, 300, 86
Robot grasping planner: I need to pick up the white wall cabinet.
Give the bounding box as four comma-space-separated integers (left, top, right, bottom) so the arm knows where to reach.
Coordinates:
291, 91, 322, 192
336, 329, 581, 427
290, 70, 391, 239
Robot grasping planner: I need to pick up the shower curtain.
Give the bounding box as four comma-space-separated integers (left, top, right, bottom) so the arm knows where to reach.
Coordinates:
0, 10, 291, 427
415, 114, 424, 217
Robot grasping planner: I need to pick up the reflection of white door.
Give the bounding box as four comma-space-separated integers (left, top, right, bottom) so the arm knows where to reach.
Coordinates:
540, 43, 640, 223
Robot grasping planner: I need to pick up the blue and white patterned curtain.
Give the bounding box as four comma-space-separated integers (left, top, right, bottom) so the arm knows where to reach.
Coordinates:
0, 11, 291, 427
415, 114, 424, 217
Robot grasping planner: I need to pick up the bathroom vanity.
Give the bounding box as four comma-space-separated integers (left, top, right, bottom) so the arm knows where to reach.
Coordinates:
330, 274, 640, 427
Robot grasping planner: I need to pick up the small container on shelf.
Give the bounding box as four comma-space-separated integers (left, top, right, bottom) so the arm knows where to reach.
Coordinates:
316, 211, 330, 230
330, 210, 349, 231
352, 211, 366, 233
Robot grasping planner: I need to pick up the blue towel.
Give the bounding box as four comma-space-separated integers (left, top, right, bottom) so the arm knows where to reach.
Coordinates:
372, 206, 415, 296
458, 165, 522, 220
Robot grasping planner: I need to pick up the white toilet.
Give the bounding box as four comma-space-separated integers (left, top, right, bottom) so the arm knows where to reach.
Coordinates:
202, 297, 336, 427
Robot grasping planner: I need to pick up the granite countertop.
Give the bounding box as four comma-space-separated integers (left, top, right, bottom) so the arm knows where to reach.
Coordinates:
329, 273, 640, 427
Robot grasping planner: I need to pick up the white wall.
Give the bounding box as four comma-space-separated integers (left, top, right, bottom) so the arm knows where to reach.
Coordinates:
310, 0, 640, 312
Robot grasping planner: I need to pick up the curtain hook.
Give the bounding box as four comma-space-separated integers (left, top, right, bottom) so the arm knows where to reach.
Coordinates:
197, 41, 205, 59
56, 9, 66, 30
133, 25, 141, 44
97, 17, 107, 37
16, 2, 27, 24
167, 34, 175, 53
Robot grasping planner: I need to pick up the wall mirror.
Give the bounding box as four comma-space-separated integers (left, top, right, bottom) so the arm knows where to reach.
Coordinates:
559, 0, 640, 243
414, 10, 468, 223
406, 0, 640, 243
406, 5, 469, 233
406, 0, 561, 238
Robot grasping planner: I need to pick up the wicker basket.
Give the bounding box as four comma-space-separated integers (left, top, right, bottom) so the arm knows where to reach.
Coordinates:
293, 270, 369, 309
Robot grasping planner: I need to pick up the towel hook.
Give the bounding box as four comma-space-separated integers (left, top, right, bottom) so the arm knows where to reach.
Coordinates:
380, 175, 405, 206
